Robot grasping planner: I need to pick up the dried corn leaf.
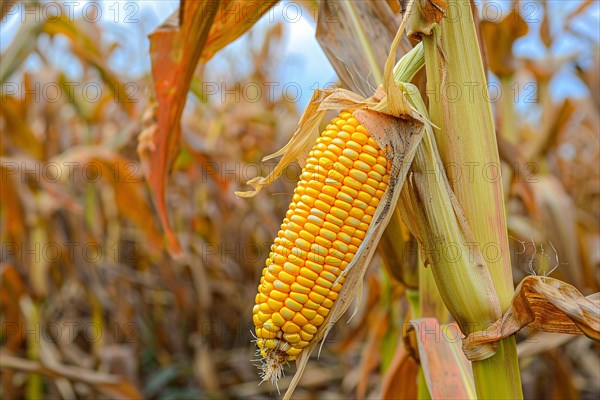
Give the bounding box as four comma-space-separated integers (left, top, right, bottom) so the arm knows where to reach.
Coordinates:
144, 0, 279, 256
51, 147, 163, 254
0, 354, 141, 399
143, 1, 220, 257
404, 319, 476, 399
480, 8, 528, 77
200, 1, 279, 62
380, 340, 419, 399
464, 276, 600, 361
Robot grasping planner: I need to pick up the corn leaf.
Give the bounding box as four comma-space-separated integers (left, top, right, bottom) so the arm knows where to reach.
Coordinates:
463, 276, 600, 360
404, 319, 476, 399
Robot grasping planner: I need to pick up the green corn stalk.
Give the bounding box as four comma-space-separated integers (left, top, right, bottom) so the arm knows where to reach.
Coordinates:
424, 1, 523, 398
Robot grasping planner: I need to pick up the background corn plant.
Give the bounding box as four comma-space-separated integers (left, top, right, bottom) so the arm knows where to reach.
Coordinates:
1, 1, 599, 399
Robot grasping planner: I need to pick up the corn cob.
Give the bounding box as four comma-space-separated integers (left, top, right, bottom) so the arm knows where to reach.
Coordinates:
253, 111, 391, 382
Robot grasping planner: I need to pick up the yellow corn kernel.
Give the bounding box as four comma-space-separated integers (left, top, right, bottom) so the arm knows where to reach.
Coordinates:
304, 299, 320, 310
310, 315, 324, 326
303, 323, 318, 335
282, 321, 300, 334
321, 221, 341, 234
308, 291, 325, 304
290, 292, 308, 304
312, 284, 330, 296
280, 307, 295, 321
300, 330, 313, 342
314, 199, 331, 213
292, 313, 308, 327
337, 155, 354, 169
300, 267, 319, 281
285, 298, 303, 312
343, 176, 362, 191
270, 289, 287, 302
301, 308, 318, 320
291, 282, 310, 294
317, 306, 330, 317
284, 262, 300, 275
297, 275, 315, 288
278, 272, 295, 285
283, 333, 301, 343
312, 242, 330, 256
320, 271, 337, 283
287, 347, 302, 357
272, 312, 285, 326
267, 298, 283, 311
349, 169, 368, 183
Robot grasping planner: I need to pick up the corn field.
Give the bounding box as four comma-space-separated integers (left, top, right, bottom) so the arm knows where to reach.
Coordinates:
1, 1, 599, 399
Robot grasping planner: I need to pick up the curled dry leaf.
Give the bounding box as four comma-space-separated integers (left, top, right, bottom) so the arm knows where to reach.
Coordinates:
463, 276, 600, 361
200, 1, 279, 63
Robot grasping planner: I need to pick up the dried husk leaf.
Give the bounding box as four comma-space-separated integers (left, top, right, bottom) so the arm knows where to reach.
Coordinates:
463, 276, 600, 361
235, 89, 373, 198
377, 0, 418, 118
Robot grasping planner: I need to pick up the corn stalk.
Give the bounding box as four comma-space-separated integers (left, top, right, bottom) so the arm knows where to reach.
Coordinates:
421, 1, 523, 397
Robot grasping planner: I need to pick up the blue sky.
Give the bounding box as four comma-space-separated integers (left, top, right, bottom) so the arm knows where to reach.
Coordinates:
1, 0, 598, 109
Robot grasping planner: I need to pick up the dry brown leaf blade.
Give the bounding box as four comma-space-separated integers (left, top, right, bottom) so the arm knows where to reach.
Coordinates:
404, 319, 476, 399
143, 0, 279, 256
464, 276, 600, 361
142, 0, 220, 257
380, 340, 419, 399
200, 0, 279, 62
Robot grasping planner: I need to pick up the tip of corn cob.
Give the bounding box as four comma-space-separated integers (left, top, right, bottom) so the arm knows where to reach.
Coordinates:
257, 347, 287, 390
